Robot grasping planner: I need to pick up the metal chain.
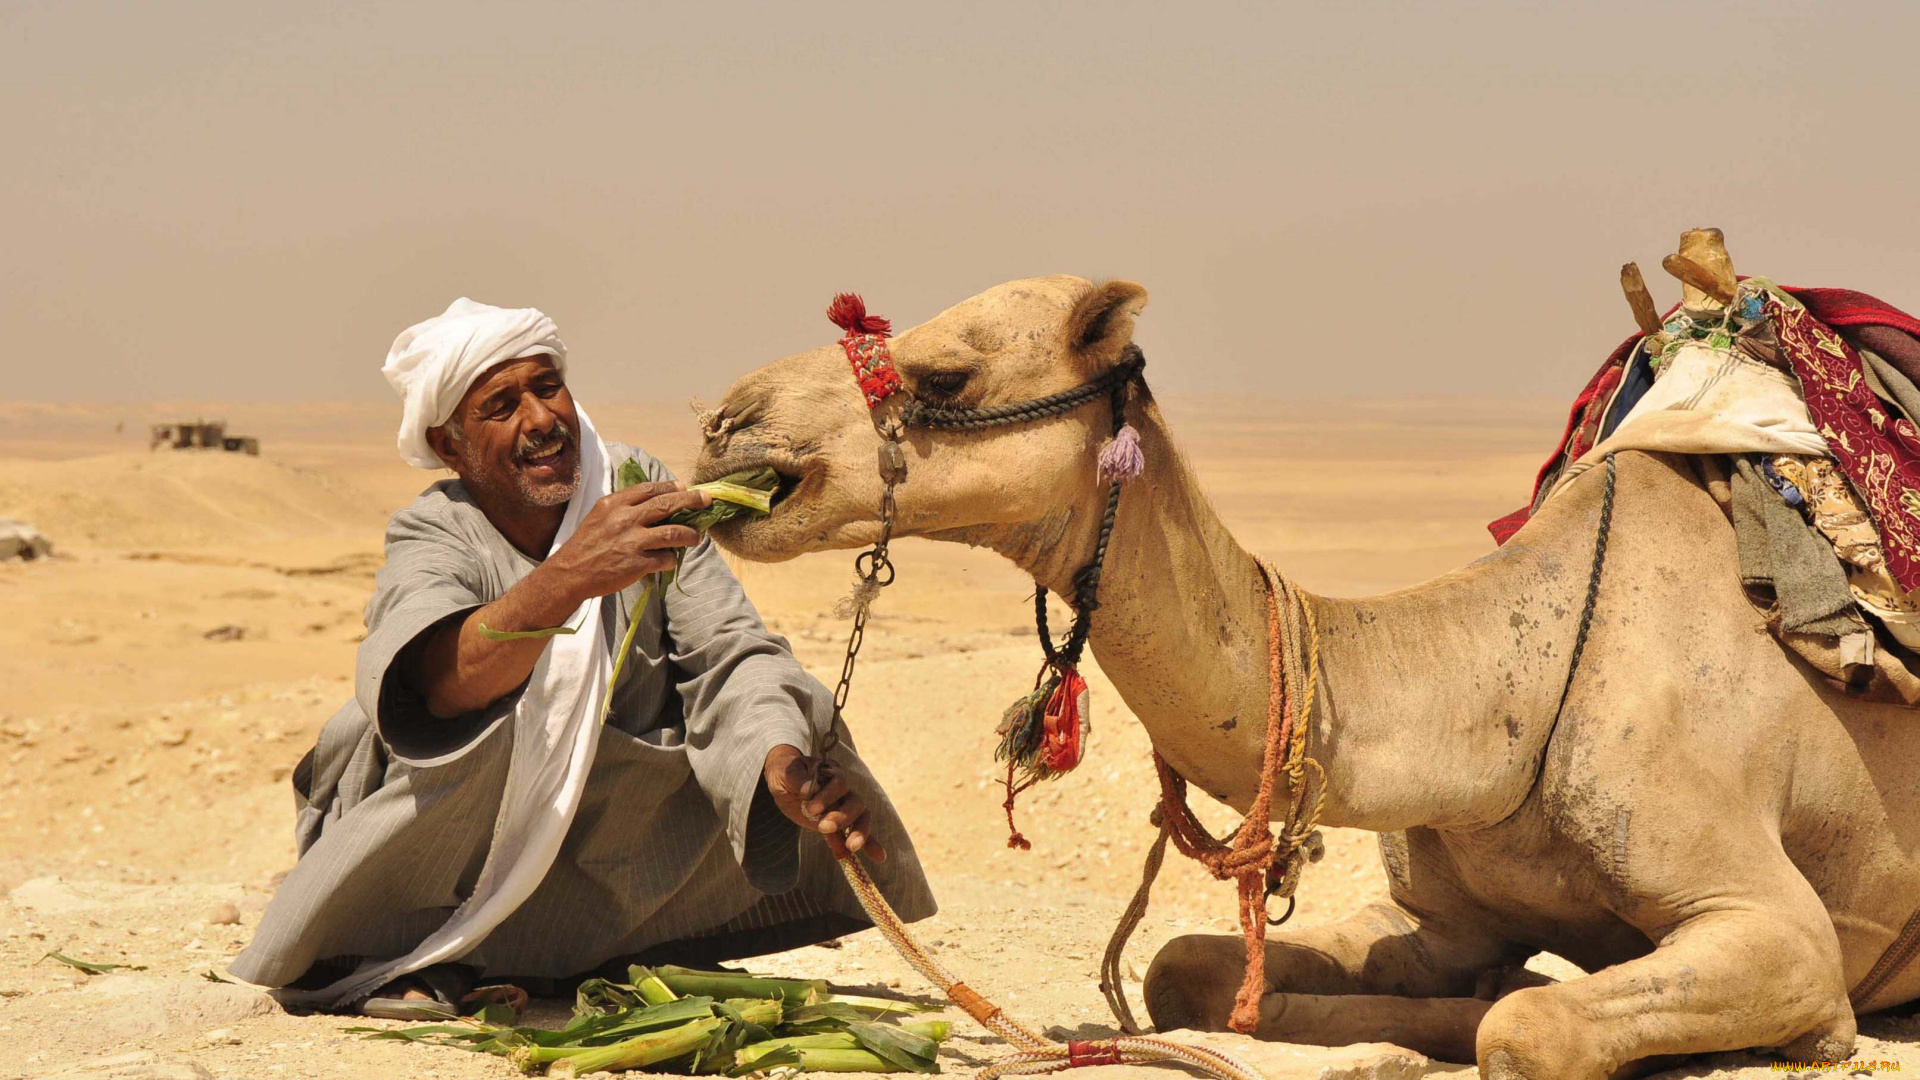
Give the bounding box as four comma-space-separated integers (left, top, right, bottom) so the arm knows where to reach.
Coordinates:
816, 425, 903, 778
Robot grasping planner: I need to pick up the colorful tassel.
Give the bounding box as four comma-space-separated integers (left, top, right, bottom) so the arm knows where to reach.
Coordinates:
995, 674, 1057, 772
827, 293, 892, 337
1097, 423, 1145, 484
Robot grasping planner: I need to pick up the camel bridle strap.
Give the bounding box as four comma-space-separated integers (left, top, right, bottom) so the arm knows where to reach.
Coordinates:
814, 293, 1268, 1080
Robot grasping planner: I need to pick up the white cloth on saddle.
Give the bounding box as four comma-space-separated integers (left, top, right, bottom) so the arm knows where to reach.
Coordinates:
1550, 340, 1830, 496
286, 407, 615, 1006
383, 298, 568, 469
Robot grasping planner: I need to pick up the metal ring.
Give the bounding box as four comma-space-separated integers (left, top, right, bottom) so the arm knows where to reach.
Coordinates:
1267, 895, 1296, 927
854, 549, 896, 587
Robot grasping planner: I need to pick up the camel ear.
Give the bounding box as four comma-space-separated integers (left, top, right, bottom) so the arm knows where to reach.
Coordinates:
1064, 280, 1149, 372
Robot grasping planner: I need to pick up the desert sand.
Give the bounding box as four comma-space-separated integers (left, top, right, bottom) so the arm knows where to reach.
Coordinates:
3, 398, 1915, 1080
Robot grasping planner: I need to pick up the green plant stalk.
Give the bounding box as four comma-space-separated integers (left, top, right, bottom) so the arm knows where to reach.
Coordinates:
735, 1032, 861, 1066
653, 967, 825, 1006
477, 622, 578, 641
788, 1048, 902, 1072
684, 478, 775, 517
632, 973, 678, 1007
902, 1021, 951, 1042
828, 993, 939, 1016
600, 578, 658, 724
523, 1017, 723, 1073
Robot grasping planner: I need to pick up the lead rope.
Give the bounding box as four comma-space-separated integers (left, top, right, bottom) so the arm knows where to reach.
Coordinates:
1099, 558, 1324, 1036
835, 853, 1268, 1080
814, 294, 1267, 1080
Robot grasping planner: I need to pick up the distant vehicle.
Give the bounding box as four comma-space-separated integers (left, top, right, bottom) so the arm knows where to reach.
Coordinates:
149, 419, 259, 455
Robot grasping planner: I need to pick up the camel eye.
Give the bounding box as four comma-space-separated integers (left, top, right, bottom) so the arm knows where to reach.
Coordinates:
919, 370, 971, 400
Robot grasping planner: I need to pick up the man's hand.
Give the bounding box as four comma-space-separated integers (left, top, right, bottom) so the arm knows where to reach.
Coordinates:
764, 744, 886, 862
410, 480, 711, 719
541, 480, 712, 603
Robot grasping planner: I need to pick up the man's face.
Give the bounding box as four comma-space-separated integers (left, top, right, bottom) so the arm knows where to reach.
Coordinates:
430, 355, 581, 508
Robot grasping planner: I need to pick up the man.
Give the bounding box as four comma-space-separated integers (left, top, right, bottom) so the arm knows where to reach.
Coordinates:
229, 299, 933, 1014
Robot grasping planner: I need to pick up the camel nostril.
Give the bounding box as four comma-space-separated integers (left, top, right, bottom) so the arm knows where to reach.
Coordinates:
691, 398, 749, 443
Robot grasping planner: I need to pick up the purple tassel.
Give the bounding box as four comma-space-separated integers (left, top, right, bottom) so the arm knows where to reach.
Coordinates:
1097, 423, 1145, 484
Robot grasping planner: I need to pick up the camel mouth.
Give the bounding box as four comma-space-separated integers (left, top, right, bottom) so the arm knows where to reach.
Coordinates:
695, 453, 811, 519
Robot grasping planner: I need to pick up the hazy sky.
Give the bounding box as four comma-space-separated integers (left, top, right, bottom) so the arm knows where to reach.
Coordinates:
5, 1, 1917, 405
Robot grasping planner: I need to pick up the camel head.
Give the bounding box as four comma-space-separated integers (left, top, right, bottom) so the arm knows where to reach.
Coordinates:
694, 275, 1149, 565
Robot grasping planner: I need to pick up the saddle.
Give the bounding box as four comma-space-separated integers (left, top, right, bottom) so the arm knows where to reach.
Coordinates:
1492, 230, 1920, 704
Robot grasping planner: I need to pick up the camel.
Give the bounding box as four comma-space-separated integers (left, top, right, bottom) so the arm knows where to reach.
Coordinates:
691, 273, 1920, 1079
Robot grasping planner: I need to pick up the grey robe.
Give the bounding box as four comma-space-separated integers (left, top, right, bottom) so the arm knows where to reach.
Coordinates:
229, 443, 933, 992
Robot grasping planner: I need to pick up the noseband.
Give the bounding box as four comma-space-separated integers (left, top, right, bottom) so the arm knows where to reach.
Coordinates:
818, 292, 1145, 845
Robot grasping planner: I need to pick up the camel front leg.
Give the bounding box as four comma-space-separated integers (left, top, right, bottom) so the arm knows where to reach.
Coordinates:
1476, 899, 1855, 1080
1145, 899, 1519, 1062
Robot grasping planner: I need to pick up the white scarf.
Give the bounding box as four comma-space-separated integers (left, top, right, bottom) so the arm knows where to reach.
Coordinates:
296, 408, 615, 1007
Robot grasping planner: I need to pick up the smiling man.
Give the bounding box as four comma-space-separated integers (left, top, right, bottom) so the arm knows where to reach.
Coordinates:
229, 298, 932, 1015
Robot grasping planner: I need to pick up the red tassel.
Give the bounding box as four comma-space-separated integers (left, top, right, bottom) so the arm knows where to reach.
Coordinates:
828, 293, 892, 337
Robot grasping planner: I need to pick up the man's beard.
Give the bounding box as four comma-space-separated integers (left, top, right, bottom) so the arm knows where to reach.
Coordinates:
454, 420, 581, 508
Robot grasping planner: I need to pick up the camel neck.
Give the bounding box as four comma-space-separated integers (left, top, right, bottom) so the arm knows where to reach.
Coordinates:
987, 399, 1593, 834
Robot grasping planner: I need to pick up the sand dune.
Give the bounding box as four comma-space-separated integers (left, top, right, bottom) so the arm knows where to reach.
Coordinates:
0, 452, 388, 551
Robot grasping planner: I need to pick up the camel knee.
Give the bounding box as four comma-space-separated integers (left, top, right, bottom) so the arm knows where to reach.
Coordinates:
1478, 987, 1611, 1080
1144, 934, 1241, 1032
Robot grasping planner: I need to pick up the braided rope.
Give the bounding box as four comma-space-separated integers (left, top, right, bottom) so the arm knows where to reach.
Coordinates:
975, 1036, 1268, 1080
904, 351, 1144, 431
1532, 453, 1616, 788
835, 853, 1268, 1080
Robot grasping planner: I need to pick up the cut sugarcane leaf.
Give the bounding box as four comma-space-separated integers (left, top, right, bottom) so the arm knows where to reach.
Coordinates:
826, 992, 940, 1015
571, 996, 719, 1042
782, 1002, 873, 1026
471, 1002, 520, 1027
42, 951, 145, 975
477, 622, 578, 641
345, 1024, 498, 1045
617, 458, 650, 491
201, 970, 234, 983
846, 1020, 942, 1073
574, 975, 643, 1011
791, 1047, 910, 1072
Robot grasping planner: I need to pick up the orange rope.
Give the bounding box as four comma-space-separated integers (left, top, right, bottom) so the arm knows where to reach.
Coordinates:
1153, 557, 1321, 1034
836, 853, 1268, 1080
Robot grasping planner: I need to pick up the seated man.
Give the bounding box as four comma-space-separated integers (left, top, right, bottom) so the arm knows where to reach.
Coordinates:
229, 298, 932, 1014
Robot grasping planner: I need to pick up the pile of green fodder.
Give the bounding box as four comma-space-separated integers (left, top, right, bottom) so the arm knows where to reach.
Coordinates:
351, 964, 951, 1076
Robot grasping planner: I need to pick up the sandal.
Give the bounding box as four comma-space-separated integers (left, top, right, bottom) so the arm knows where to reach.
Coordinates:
356, 963, 475, 1020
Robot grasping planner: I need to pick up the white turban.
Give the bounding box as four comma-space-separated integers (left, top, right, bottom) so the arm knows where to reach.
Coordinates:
382, 297, 569, 468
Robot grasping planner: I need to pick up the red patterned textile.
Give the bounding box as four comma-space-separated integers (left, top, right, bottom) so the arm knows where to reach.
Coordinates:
1769, 298, 1920, 591
827, 292, 902, 408
1489, 287, 1920, 558
1067, 1041, 1125, 1068
842, 331, 902, 407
